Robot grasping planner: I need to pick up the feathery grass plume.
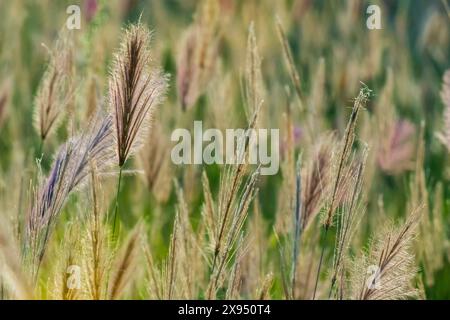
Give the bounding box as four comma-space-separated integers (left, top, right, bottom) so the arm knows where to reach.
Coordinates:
275, 17, 316, 143
108, 225, 141, 300
410, 124, 445, 286
50, 220, 81, 300
301, 134, 335, 231
307, 58, 326, 133
145, 210, 182, 300
109, 25, 167, 167
138, 124, 166, 191
257, 273, 274, 300
81, 167, 113, 300
177, 27, 199, 111
203, 83, 262, 299
205, 164, 260, 299
293, 226, 322, 299
201, 170, 216, 250
33, 29, 74, 146
137, 123, 172, 203
181, 161, 198, 206
143, 192, 198, 300
109, 24, 168, 167
231, 257, 247, 302
176, 0, 220, 110
323, 85, 371, 228
313, 84, 371, 299
370, 68, 416, 175
166, 213, 180, 300
109, 23, 168, 235
377, 119, 416, 174
0, 225, 32, 299
143, 232, 182, 300
84, 75, 101, 121
171, 181, 206, 299
274, 96, 302, 299
362, 68, 394, 186
143, 239, 162, 299
239, 201, 269, 298
275, 16, 304, 111
225, 234, 246, 299
275, 98, 296, 235
437, 70, 450, 151
207, 69, 236, 131
25, 112, 115, 279
329, 148, 367, 299
243, 21, 264, 124
226, 233, 267, 299
349, 206, 423, 300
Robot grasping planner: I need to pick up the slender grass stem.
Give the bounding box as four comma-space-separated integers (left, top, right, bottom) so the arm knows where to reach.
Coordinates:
291, 157, 302, 299
328, 276, 337, 299
312, 226, 328, 300
112, 166, 124, 239
37, 139, 44, 160
16, 175, 24, 240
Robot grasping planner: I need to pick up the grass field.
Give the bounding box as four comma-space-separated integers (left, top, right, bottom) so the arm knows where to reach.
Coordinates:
0, 0, 449, 300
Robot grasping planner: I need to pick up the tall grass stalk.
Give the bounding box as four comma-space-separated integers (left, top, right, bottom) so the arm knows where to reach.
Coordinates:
112, 166, 123, 238
312, 85, 370, 299
291, 156, 302, 298
108, 24, 168, 236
